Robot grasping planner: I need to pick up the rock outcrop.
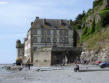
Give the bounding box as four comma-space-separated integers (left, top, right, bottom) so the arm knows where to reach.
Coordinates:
80, 0, 109, 63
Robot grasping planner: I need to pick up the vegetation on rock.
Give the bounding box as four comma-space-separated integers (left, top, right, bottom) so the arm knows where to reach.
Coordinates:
99, 8, 109, 27
93, 0, 103, 8
71, 0, 109, 51
70, 11, 86, 30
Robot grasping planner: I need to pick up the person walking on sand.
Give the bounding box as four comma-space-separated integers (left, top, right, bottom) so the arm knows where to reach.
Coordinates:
28, 63, 31, 70
74, 63, 79, 72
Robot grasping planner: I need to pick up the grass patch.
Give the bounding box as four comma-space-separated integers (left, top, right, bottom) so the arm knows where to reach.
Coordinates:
84, 27, 109, 50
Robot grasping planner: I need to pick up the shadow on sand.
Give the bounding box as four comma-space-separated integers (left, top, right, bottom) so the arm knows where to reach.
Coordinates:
79, 68, 109, 72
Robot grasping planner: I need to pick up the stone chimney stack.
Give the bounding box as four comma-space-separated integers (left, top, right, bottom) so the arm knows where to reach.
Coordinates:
69, 20, 71, 25
60, 20, 62, 25
31, 22, 34, 26
43, 19, 46, 25
35, 17, 39, 22
36, 17, 39, 20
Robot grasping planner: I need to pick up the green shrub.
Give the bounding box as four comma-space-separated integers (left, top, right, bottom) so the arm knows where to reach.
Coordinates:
86, 27, 92, 36
103, 7, 109, 10
81, 27, 87, 36
99, 10, 109, 27
87, 9, 92, 14
91, 19, 95, 33
93, 0, 103, 8
73, 25, 80, 30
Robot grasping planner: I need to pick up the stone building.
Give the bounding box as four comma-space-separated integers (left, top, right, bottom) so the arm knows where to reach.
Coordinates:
16, 40, 24, 65
16, 17, 81, 66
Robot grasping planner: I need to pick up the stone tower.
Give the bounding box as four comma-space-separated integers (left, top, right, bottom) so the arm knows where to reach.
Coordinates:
16, 40, 24, 58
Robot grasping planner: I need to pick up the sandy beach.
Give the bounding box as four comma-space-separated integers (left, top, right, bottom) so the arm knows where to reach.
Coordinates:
0, 65, 109, 83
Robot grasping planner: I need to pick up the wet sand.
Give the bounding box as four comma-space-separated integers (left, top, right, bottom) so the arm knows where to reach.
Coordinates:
0, 65, 109, 83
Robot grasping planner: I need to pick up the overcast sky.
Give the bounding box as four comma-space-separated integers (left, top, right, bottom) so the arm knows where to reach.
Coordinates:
0, 0, 93, 64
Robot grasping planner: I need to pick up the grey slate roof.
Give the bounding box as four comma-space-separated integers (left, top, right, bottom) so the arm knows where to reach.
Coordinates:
30, 17, 72, 30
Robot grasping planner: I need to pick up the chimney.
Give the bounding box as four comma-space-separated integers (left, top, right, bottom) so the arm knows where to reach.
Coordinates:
43, 19, 46, 25
36, 17, 39, 19
69, 20, 71, 25
35, 17, 39, 23
60, 20, 62, 25
31, 22, 33, 26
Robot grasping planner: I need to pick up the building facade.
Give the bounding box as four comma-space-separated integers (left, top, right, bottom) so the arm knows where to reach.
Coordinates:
16, 17, 81, 66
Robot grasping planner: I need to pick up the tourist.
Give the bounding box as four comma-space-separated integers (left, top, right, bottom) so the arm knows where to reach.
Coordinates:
28, 63, 31, 70
74, 63, 79, 72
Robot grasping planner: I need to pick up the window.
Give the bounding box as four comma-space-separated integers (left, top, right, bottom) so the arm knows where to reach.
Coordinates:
47, 37, 51, 43
33, 47, 37, 51
32, 37, 38, 43
41, 37, 46, 43
59, 37, 64, 43
64, 30, 68, 36
41, 29, 45, 35
32, 29, 37, 35
53, 30, 57, 35
59, 30, 63, 35
53, 38, 57, 43
64, 37, 69, 44
44, 60, 47, 62
60, 30, 66, 35
47, 30, 51, 35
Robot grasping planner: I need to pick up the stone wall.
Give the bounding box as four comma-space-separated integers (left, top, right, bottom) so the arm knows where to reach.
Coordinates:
24, 30, 32, 63
33, 48, 52, 66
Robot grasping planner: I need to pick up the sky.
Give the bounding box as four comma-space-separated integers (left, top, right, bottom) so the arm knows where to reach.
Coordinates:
0, 0, 93, 64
